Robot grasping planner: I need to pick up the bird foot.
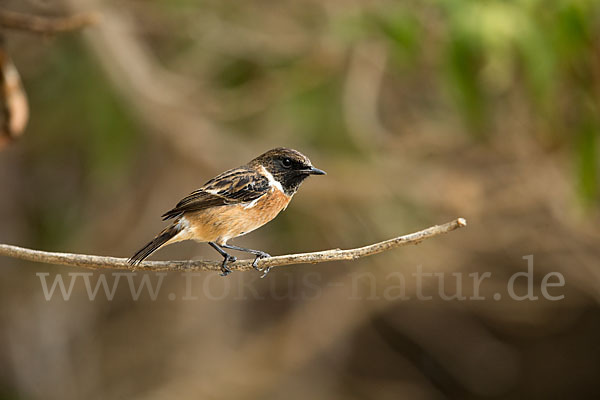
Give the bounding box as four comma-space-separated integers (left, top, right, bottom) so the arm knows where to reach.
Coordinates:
252, 252, 272, 278
220, 254, 237, 276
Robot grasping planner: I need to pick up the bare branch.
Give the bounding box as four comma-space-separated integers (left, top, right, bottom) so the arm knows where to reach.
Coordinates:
0, 218, 467, 272
0, 10, 99, 35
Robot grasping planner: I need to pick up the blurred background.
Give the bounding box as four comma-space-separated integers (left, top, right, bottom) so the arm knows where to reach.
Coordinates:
1, 0, 600, 398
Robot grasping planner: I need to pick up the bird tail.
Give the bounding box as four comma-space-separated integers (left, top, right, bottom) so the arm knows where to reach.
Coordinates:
128, 224, 181, 265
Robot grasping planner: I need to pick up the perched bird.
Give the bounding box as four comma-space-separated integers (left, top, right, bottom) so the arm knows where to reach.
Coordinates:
129, 147, 325, 276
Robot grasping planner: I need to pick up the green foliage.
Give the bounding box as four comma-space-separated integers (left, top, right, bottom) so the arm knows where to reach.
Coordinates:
205, 0, 600, 204
213, 58, 263, 89
577, 110, 599, 204
358, 0, 600, 203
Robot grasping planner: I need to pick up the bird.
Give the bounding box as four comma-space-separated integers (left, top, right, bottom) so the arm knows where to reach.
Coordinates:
128, 147, 326, 277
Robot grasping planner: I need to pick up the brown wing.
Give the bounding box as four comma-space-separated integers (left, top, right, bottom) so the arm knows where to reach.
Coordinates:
161, 167, 270, 220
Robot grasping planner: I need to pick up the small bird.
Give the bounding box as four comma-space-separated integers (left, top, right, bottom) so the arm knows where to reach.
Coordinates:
129, 147, 325, 276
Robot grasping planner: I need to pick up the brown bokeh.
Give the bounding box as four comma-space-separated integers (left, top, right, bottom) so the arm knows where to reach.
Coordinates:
1, 0, 599, 399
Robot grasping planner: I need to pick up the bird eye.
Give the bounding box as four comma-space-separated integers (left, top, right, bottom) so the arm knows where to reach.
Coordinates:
281, 158, 292, 168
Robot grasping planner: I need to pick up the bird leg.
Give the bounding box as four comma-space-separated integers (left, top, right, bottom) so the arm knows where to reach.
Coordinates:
220, 243, 272, 277
208, 242, 237, 276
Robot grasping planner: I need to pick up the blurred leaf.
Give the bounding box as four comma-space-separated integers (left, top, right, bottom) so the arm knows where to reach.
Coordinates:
367, 9, 422, 64
577, 111, 599, 205
213, 57, 262, 89
444, 35, 487, 137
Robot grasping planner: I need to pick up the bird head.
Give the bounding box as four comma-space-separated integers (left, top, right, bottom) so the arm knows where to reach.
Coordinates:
250, 147, 326, 195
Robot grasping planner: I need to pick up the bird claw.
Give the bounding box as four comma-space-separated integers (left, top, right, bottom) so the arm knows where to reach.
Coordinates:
258, 267, 272, 279
252, 252, 271, 278
220, 255, 237, 277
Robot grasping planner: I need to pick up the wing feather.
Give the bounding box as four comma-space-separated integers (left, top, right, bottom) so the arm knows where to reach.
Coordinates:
161, 167, 270, 220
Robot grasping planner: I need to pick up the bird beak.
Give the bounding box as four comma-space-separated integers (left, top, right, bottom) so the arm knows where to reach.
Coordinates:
307, 166, 326, 175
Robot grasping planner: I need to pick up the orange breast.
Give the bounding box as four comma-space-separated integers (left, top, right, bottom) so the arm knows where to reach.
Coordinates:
182, 188, 291, 244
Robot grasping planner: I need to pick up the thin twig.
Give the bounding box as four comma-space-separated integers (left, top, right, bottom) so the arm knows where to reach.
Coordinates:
0, 10, 99, 34
0, 218, 467, 272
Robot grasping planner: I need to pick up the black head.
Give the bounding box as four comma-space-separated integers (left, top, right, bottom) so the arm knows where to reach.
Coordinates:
249, 147, 325, 195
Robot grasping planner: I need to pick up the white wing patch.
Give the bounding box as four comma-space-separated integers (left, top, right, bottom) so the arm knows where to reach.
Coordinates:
259, 166, 284, 193
243, 196, 262, 209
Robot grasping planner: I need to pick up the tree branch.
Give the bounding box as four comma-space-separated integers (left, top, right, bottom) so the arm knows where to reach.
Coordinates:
0, 218, 467, 272
0, 10, 99, 35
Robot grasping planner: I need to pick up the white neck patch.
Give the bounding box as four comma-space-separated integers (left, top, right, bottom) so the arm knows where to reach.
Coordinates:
260, 165, 285, 193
